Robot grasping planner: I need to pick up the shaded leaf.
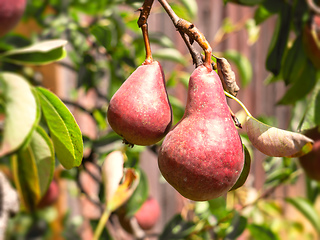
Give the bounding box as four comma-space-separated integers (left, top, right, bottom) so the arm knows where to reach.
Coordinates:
102, 151, 124, 203
208, 197, 228, 221
153, 48, 186, 65
223, 50, 252, 87
247, 224, 279, 240
0, 40, 67, 65
159, 214, 195, 240
254, 0, 284, 25
107, 168, 139, 212
278, 59, 317, 105
225, 213, 247, 239
286, 197, 320, 233
266, 3, 291, 75
36, 87, 83, 169
230, 144, 251, 191
306, 177, 320, 204
11, 126, 55, 211
0, 73, 40, 157
246, 116, 313, 157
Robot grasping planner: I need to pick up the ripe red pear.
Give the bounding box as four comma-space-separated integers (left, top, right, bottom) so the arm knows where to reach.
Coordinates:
117, 196, 161, 233
158, 65, 244, 201
107, 61, 172, 146
0, 0, 26, 37
134, 196, 161, 230
37, 180, 59, 209
298, 127, 320, 181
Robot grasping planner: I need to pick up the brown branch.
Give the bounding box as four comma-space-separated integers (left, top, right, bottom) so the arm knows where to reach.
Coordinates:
157, 0, 213, 70
179, 32, 203, 67
138, 0, 155, 64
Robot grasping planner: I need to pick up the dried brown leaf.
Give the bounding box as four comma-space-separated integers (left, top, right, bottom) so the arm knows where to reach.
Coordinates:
216, 57, 240, 96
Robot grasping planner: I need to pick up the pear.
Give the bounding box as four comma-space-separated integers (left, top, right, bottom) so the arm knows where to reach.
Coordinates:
107, 61, 172, 146
158, 65, 244, 201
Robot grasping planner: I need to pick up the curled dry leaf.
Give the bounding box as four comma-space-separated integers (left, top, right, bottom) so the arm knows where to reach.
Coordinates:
107, 168, 139, 212
215, 56, 240, 96
246, 116, 314, 158
102, 151, 124, 203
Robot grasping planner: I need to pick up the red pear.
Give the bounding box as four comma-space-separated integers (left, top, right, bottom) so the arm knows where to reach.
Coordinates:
158, 65, 244, 201
299, 127, 320, 181
37, 180, 59, 209
107, 61, 172, 146
0, 0, 26, 37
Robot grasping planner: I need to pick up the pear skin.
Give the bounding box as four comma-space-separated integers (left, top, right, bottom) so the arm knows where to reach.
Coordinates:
107, 61, 172, 146
158, 65, 244, 201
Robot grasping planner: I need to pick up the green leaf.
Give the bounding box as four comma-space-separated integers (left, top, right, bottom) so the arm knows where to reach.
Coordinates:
223, 50, 252, 87
298, 80, 320, 131
286, 197, 320, 233
36, 87, 83, 169
159, 214, 195, 240
125, 169, 149, 217
30, 126, 55, 197
282, 36, 307, 85
11, 126, 55, 211
230, 144, 251, 191
277, 59, 317, 105
247, 224, 279, 240
179, 0, 198, 19
208, 197, 228, 221
0, 73, 40, 157
225, 213, 247, 239
306, 177, 320, 204
266, 3, 291, 76
254, 0, 284, 25
246, 116, 314, 158
0, 40, 67, 65
153, 48, 187, 65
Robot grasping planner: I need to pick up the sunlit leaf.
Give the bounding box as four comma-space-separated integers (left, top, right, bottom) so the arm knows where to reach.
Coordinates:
0, 73, 40, 157
36, 87, 83, 169
286, 197, 320, 233
246, 116, 313, 157
230, 144, 251, 191
0, 40, 67, 65
102, 150, 125, 203
107, 168, 139, 212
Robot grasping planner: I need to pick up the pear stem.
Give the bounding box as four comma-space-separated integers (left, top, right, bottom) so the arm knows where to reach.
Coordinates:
224, 91, 253, 118
138, 0, 154, 64
158, 0, 213, 70
92, 206, 111, 240
179, 32, 203, 67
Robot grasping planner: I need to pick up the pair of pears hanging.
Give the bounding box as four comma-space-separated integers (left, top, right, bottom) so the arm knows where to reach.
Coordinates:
107, 60, 244, 201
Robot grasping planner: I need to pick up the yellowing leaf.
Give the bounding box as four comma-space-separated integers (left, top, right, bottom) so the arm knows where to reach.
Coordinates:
246, 116, 313, 158
102, 151, 124, 203
107, 169, 139, 212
